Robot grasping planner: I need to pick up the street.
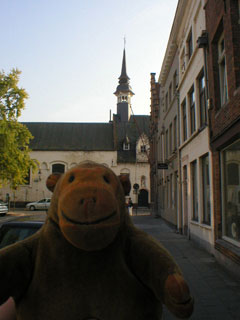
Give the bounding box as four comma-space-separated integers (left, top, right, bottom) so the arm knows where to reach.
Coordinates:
133, 214, 240, 320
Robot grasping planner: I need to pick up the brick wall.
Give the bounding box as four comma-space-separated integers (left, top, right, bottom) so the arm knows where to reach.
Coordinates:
206, 0, 240, 141
205, 0, 240, 264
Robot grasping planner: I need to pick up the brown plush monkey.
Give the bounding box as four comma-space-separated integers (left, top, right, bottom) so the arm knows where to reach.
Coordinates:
0, 161, 193, 320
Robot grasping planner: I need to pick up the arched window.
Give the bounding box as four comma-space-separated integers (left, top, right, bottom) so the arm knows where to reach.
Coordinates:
52, 163, 65, 174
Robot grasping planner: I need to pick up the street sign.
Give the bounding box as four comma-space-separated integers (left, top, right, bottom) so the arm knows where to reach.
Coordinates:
158, 163, 168, 170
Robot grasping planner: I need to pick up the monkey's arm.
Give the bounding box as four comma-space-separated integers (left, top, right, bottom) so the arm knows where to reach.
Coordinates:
127, 228, 194, 319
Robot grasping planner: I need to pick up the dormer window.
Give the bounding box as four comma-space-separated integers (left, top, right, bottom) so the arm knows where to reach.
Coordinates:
123, 142, 130, 150
123, 135, 130, 150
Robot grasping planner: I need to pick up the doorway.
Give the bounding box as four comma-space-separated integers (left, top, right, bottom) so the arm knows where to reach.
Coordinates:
138, 189, 149, 207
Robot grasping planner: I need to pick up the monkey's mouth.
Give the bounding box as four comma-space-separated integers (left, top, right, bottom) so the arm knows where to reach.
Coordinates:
61, 210, 117, 225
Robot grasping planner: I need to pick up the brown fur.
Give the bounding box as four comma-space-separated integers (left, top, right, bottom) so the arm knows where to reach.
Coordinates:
0, 161, 193, 319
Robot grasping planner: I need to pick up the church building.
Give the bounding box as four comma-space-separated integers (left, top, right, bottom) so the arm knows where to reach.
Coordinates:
0, 49, 150, 207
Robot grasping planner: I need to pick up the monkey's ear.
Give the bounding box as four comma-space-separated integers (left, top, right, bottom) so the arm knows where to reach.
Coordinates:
46, 173, 62, 192
118, 175, 131, 196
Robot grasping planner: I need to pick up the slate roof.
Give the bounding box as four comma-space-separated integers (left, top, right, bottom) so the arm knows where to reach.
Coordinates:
23, 122, 114, 151
22, 115, 150, 162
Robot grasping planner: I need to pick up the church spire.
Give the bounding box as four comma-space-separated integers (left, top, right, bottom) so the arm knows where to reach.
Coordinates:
114, 48, 134, 97
114, 46, 134, 122
119, 48, 130, 83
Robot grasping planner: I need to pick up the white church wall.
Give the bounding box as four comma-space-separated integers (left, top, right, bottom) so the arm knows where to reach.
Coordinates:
0, 150, 150, 206
114, 162, 150, 205
0, 150, 117, 203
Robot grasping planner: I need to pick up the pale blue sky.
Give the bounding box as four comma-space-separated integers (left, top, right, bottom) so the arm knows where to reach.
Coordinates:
1, 0, 178, 122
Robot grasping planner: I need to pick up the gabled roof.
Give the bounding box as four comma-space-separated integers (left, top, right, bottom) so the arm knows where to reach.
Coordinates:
116, 115, 150, 163
24, 122, 114, 151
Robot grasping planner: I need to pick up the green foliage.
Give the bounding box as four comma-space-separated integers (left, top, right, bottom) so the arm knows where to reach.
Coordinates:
0, 69, 37, 189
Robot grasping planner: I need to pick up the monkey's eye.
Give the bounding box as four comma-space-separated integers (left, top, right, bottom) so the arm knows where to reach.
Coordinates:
103, 175, 110, 184
68, 175, 75, 183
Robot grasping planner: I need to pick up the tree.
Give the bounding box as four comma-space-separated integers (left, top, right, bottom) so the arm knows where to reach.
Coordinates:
0, 68, 37, 189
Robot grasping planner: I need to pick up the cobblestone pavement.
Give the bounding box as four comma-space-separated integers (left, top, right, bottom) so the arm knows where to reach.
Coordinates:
132, 213, 240, 320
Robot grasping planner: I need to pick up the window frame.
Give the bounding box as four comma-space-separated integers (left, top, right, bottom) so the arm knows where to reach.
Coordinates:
221, 139, 240, 246
173, 116, 177, 151
52, 163, 65, 174
165, 129, 169, 159
191, 160, 199, 221
140, 145, 147, 153
169, 123, 173, 155
169, 82, 172, 106
198, 70, 207, 127
165, 92, 169, 111
218, 33, 228, 106
201, 154, 211, 225
181, 99, 187, 142
189, 86, 196, 135
187, 29, 193, 60
123, 142, 130, 151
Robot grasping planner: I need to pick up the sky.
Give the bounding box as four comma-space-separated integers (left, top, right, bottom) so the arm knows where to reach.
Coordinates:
1, 0, 178, 123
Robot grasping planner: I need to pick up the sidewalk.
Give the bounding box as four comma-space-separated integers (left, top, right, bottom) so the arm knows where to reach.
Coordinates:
132, 214, 240, 320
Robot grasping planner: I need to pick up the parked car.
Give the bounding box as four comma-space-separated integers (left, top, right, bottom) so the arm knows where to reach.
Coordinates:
0, 200, 8, 216
26, 198, 51, 211
0, 217, 45, 249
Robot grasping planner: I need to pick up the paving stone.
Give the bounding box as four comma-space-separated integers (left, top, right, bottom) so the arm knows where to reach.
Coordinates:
132, 214, 240, 320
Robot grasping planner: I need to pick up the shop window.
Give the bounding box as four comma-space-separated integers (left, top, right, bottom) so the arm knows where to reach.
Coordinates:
52, 163, 65, 174
218, 34, 228, 106
222, 139, 240, 243
227, 163, 239, 185
198, 70, 207, 127
201, 154, 211, 225
191, 160, 198, 221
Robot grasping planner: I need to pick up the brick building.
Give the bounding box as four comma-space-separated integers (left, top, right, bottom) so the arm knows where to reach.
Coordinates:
205, 0, 240, 271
